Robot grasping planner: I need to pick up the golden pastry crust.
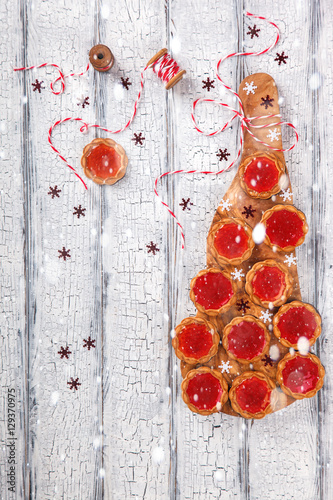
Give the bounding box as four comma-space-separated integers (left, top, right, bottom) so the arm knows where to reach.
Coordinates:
222, 315, 270, 364
81, 138, 128, 185
261, 204, 308, 252
245, 259, 293, 308
229, 371, 276, 419
190, 268, 237, 316
207, 217, 255, 267
276, 352, 325, 400
172, 316, 220, 365
273, 300, 322, 348
238, 152, 285, 199
181, 366, 229, 415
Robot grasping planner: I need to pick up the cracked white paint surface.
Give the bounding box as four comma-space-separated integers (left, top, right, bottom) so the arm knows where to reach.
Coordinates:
0, 0, 333, 499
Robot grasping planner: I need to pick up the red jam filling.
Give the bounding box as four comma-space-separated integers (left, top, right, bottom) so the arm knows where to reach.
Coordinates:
193, 272, 234, 311
278, 306, 317, 345
178, 323, 214, 360
227, 321, 266, 360
214, 223, 249, 260
187, 373, 223, 410
235, 377, 271, 414
252, 266, 286, 302
86, 144, 122, 179
266, 209, 304, 248
282, 356, 319, 394
243, 156, 279, 193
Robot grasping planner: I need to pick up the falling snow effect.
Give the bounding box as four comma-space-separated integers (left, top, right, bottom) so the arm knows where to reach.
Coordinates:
284, 254, 297, 267
231, 269, 245, 281
267, 128, 281, 142
219, 199, 232, 211
280, 188, 293, 202
252, 223, 266, 244
243, 81, 257, 95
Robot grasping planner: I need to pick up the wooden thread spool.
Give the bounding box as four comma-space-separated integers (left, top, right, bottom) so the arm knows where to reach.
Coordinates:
89, 44, 114, 72
147, 48, 186, 90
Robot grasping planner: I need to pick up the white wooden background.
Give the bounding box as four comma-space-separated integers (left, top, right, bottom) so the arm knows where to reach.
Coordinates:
1, 0, 332, 498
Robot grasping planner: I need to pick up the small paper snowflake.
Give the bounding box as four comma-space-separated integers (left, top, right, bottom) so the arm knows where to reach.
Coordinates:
231, 269, 245, 281
284, 254, 297, 267
219, 198, 232, 211
219, 360, 231, 374
243, 81, 257, 95
280, 188, 293, 202
260, 310, 273, 323
267, 128, 281, 142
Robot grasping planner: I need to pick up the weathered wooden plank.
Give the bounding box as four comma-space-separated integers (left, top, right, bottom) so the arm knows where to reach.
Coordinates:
0, 1, 27, 498
242, 2, 322, 499
99, 0, 172, 498
168, 1, 246, 498
19, 0, 102, 498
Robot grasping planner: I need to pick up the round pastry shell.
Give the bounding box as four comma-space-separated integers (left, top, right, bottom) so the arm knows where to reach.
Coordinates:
245, 259, 293, 308
272, 300, 322, 348
276, 352, 325, 400
207, 217, 255, 267
81, 137, 128, 185
172, 316, 220, 365
181, 366, 229, 415
238, 152, 285, 199
261, 204, 308, 252
190, 268, 237, 316
222, 314, 271, 364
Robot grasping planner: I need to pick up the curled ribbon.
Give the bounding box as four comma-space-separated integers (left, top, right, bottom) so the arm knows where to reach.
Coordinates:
154, 12, 299, 249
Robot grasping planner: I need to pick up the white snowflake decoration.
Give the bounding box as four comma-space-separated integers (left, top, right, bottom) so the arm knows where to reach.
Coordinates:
280, 188, 293, 202
260, 310, 273, 323
267, 128, 281, 142
219, 198, 232, 211
231, 269, 245, 281
243, 81, 257, 95
284, 254, 297, 267
219, 360, 231, 374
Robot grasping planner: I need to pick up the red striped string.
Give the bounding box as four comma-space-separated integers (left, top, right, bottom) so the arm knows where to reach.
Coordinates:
14, 62, 90, 95
154, 12, 299, 249
47, 52, 182, 186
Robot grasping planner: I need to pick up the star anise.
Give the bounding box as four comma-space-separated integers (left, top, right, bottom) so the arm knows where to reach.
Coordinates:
247, 25, 260, 39
48, 186, 61, 198
121, 77, 132, 90
242, 205, 256, 219
146, 242, 160, 255
58, 247, 71, 261
32, 79, 45, 93
275, 52, 288, 66
83, 336, 96, 350
179, 198, 193, 211
73, 205, 86, 219
236, 299, 250, 314
202, 78, 215, 91
132, 132, 145, 145
216, 148, 230, 161
260, 95, 274, 109
58, 346, 72, 359
67, 377, 81, 391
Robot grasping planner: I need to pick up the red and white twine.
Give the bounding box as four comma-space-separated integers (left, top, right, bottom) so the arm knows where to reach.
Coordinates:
24, 52, 182, 189
154, 12, 299, 249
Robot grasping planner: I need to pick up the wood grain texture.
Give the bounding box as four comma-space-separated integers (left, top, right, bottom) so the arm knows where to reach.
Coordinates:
0, 0, 332, 499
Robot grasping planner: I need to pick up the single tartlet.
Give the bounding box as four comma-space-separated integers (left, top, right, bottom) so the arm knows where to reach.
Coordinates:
81, 138, 128, 185
273, 301, 321, 349
181, 367, 229, 415
190, 268, 236, 316
245, 259, 293, 308
208, 217, 255, 266
172, 316, 220, 365
222, 315, 270, 364
238, 152, 285, 199
261, 204, 308, 252
276, 352, 325, 399
229, 371, 276, 419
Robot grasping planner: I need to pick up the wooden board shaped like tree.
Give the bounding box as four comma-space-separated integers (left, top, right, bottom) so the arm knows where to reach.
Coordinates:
173, 73, 325, 419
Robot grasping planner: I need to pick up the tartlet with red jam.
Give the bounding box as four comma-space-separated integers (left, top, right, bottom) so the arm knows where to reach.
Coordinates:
181, 367, 229, 415
81, 138, 128, 185
222, 315, 270, 364
261, 204, 308, 252
238, 153, 285, 199
276, 352, 325, 400
190, 268, 236, 316
245, 259, 293, 308
229, 371, 276, 419
273, 301, 321, 349
208, 217, 255, 267
172, 317, 220, 365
